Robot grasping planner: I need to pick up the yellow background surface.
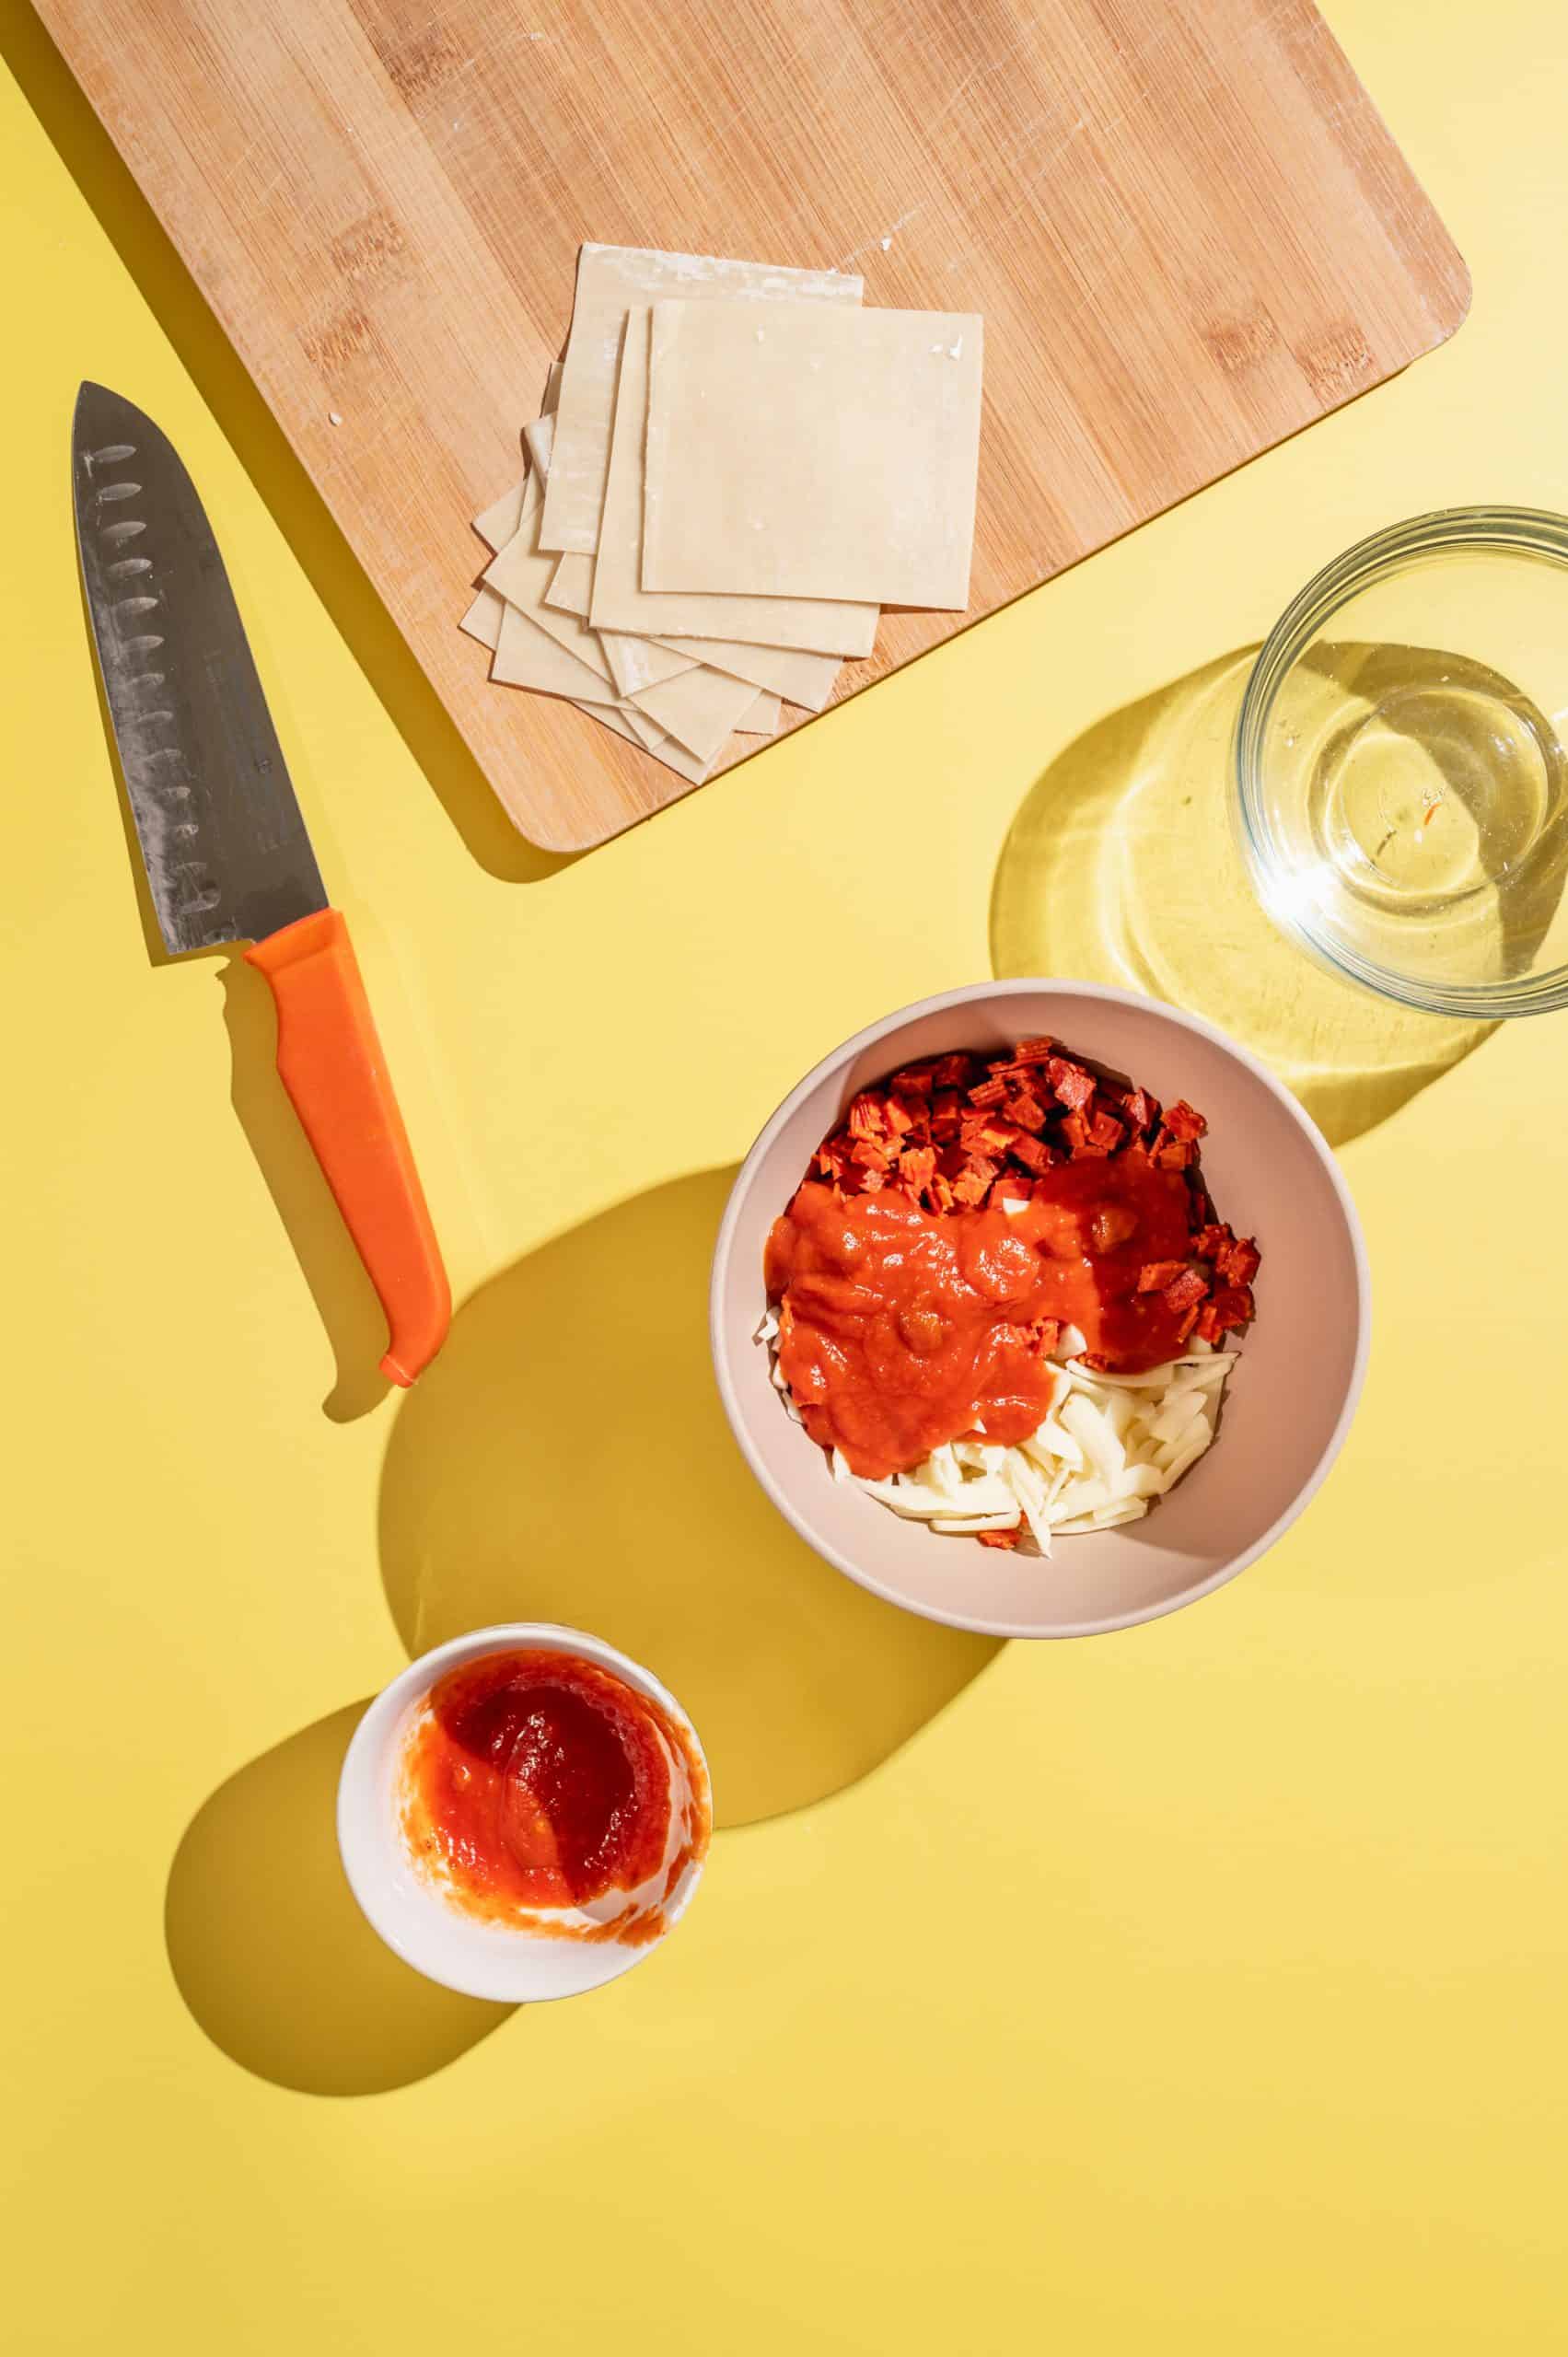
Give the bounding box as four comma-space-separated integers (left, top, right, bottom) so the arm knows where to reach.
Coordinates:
4, 3, 1565, 2348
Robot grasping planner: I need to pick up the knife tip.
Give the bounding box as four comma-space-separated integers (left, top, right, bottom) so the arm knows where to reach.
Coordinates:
74, 379, 140, 435
73, 379, 111, 445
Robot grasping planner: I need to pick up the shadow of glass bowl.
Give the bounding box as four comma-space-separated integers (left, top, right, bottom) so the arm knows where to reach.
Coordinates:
992, 649, 1493, 1148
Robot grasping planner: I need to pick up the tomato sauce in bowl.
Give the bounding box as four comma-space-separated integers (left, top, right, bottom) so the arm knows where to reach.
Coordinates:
764, 1039, 1259, 1495
399, 1648, 711, 1946
767, 1151, 1196, 1481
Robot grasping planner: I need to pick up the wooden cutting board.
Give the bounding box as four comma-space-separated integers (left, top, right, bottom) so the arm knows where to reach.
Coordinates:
38, 0, 1468, 851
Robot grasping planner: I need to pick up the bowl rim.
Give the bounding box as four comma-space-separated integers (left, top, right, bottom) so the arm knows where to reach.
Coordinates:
711, 978, 1371, 1641
1233, 502, 1568, 1020
337, 1620, 711, 2003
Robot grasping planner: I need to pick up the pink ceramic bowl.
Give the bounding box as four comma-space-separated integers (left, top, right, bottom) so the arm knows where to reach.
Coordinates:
711, 981, 1369, 1640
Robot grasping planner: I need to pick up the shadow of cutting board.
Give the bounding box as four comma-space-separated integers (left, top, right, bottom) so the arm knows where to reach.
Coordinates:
36, 0, 1468, 851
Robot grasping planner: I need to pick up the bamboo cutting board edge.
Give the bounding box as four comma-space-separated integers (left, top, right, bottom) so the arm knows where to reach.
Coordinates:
34, 0, 1469, 852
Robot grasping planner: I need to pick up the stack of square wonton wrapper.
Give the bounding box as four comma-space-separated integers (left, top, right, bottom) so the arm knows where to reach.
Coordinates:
462, 243, 983, 784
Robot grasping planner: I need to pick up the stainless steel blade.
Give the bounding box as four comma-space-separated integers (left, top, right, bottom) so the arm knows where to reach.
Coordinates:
72, 382, 328, 956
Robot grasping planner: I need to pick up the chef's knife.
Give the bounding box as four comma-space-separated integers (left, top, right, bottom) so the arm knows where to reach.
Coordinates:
73, 381, 450, 1385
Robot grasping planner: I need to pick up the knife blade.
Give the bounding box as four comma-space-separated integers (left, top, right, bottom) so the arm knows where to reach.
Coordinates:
74, 380, 329, 955
73, 382, 450, 1385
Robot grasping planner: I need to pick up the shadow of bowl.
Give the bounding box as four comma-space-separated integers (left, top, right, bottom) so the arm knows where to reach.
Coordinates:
378, 1168, 1002, 1827
992, 649, 1493, 1146
166, 1704, 512, 2096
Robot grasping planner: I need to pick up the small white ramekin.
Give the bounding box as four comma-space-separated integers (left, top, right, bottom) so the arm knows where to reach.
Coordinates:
338, 1622, 710, 2003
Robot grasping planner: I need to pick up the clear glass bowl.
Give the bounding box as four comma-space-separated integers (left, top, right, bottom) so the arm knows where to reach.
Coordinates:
1234, 509, 1568, 1018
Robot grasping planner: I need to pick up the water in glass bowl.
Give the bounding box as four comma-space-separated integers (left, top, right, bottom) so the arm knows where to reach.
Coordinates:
1242, 527, 1568, 1013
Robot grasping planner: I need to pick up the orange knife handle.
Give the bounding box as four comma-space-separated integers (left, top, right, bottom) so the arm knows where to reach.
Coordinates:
245, 909, 451, 1385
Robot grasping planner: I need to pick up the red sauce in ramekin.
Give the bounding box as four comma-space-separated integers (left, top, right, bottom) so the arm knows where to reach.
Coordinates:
400, 1649, 710, 1946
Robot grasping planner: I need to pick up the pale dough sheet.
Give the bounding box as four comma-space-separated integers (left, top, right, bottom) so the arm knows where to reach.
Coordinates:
600, 631, 696, 698
482, 477, 619, 689
520, 361, 564, 478
656, 637, 842, 710
522, 415, 552, 482
459, 586, 505, 650
474, 588, 772, 778
611, 702, 668, 754
472, 431, 662, 737
479, 412, 753, 758
474, 481, 527, 553
589, 310, 879, 657
737, 691, 782, 735
644, 301, 983, 609
545, 554, 842, 707
631, 659, 761, 763
476, 363, 563, 549
540, 244, 863, 554
493, 598, 657, 737
470, 587, 702, 774
472, 580, 667, 754
522, 405, 566, 496
465, 269, 893, 781
575, 702, 711, 785
476, 487, 656, 700
547, 552, 594, 614
527, 423, 692, 694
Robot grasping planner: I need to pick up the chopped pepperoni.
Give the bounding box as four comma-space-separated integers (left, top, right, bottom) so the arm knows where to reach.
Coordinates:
1062, 1109, 1116, 1157
951, 1156, 997, 1206
787, 1037, 1260, 1389
1161, 1267, 1209, 1315
1047, 1059, 1097, 1113
961, 1112, 1016, 1154
1218, 1236, 1261, 1285
900, 1144, 936, 1191
1210, 1283, 1255, 1332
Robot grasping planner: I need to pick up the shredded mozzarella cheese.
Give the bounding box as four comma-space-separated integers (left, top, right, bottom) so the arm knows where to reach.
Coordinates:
758, 1310, 1237, 1555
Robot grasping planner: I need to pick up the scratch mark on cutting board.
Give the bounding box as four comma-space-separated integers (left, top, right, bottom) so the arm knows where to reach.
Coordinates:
837, 203, 925, 271
935, 99, 1124, 260
923, 29, 1043, 139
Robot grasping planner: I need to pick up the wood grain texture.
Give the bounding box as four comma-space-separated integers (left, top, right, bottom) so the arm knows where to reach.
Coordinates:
35, 0, 1469, 850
